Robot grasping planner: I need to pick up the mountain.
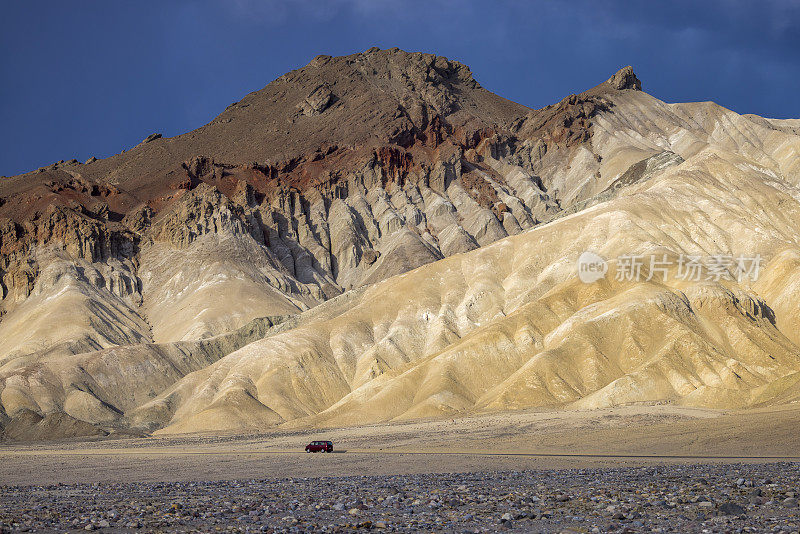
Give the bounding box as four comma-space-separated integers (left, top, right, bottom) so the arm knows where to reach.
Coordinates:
1, 48, 799, 440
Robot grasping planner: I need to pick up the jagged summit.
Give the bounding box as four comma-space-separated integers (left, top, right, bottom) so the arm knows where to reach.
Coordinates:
605, 65, 642, 91
301, 46, 478, 92
203, 46, 520, 158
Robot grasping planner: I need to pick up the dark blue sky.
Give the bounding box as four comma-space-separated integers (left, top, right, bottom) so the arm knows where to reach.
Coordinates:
2, 0, 798, 177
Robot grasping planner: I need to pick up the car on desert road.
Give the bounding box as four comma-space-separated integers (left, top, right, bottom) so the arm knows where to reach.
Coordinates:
305, 440, 334, 453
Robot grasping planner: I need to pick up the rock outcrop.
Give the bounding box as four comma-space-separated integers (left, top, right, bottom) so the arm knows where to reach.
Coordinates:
605, 65, 642, 91
297, 84, 334, 116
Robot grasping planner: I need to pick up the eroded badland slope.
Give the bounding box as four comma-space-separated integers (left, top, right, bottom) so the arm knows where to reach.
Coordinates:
1, 49, 799, 440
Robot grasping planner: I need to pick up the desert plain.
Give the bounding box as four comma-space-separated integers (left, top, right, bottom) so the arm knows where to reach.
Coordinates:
1, 405, 800, 532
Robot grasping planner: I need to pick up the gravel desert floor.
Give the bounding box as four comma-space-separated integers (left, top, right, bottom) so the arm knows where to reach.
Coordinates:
1, 405, 799, 532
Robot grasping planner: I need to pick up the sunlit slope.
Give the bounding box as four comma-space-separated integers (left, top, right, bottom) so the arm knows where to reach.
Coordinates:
129, 147, 800, 433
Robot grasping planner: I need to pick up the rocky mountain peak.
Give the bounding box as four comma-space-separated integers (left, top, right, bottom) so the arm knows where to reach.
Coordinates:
352, 46, 475, 84
605, 65, 642, 91
295, 47, 480, 117
3, 48, 800, 445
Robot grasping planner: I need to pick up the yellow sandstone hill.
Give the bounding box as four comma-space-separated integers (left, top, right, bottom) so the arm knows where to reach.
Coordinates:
132, 147, 800, 434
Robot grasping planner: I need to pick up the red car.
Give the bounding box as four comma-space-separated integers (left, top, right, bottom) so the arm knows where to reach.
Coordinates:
305, 440, 333, 453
